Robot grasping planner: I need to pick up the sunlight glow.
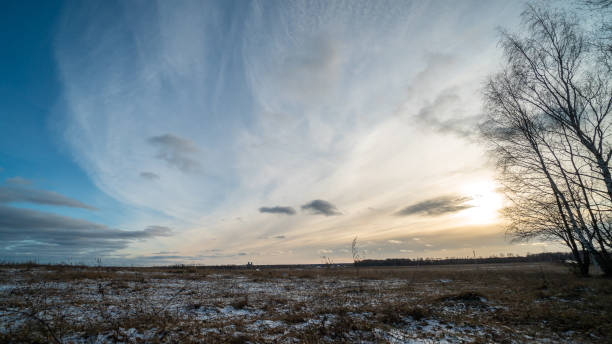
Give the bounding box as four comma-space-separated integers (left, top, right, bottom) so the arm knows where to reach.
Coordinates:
459, 181, 504, 225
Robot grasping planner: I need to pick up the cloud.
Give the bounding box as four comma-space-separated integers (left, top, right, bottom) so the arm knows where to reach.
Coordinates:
277, 36, 341, 101
140, 255, 189, 260
396, 195, 473, 216
388, 240, 402, 244
274, 235, 286, 239
0, 183, 172, 258
301, 200, 341, 216
259, 206, 296, 215
140, 172, 160, 180
5, 176, 33, 186
147, 134, 201, 173
142, 225, 173, 237
53, 0, 523, 263
191, 249, 252, 259
415, 89, 482, 139
400, 249, 413, 253
0, 185, 95, 210
0, 205, 172, 256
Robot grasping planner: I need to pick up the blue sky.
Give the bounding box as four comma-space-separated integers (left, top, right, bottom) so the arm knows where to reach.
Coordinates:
0, 0, 567, 265
0, 1, 108, 224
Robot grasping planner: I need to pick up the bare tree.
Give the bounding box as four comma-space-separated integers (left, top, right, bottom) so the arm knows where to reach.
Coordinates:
482, 3, 612, 275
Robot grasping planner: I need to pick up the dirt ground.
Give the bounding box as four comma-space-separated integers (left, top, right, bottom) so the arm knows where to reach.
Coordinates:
1, 262, 610, 343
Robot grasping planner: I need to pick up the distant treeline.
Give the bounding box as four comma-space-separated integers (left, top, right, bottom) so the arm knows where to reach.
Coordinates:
0, 252, 574, 269
354, 252, 573, 267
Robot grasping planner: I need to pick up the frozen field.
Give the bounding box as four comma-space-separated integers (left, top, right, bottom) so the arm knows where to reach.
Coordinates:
0, 263, 610, 343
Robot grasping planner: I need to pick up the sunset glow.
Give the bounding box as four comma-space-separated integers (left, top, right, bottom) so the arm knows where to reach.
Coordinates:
0, 0, 557, 265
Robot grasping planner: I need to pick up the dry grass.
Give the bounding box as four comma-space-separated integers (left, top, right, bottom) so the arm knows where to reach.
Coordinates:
0, 262, 610, 343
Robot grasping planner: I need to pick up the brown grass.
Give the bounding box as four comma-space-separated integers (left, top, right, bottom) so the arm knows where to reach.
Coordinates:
0, 262, 610, 343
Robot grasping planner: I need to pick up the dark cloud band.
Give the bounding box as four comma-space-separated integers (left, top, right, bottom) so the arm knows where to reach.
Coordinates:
140, 171, 160, 180
259, 206, 296, 215
0, 185, 95, 210
147, 134, 201, 173
301, 199, 341, 216
396, 195, 473, 216
0, 205, 172, 256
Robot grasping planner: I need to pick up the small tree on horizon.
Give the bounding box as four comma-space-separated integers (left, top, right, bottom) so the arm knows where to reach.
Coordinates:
351, 236, 361, 266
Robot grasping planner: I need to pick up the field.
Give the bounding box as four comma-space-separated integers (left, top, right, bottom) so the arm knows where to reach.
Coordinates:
1, 263, 611, 343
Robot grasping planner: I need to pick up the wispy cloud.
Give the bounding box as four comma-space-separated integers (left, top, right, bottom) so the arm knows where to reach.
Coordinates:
415, 89, 482, 139
273, 35, 341, 101
396, 195, 473, 217
259, 206, 296, 215
53, 0, 522, 263
301, 200, 341, 216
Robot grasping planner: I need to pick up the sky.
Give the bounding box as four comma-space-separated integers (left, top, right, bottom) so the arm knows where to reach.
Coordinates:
0, 0, 568, 265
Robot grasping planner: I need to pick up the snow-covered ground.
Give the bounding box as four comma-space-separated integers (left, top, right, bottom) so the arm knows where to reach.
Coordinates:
0, 264, 608, 343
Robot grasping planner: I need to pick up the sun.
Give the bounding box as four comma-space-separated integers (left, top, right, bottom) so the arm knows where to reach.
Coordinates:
458, 181, 504, 225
